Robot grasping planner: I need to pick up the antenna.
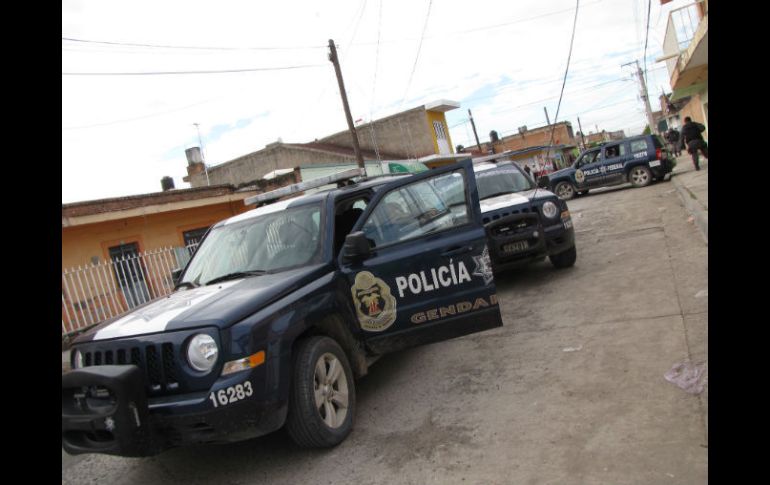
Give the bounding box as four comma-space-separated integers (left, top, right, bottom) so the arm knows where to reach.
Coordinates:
193, 122, 211, 186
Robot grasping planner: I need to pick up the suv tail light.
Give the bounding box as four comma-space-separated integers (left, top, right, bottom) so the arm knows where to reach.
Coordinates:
656, 147, 664, 160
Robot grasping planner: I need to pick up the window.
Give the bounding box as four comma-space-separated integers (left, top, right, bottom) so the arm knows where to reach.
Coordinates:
362, 171, 469, 248
577, 151, 599, 167
183, 226, 210, 248
603, 144, 626, 159
334, 196, 369, 255
630, 139, 648, 153
108, 242, 149, 308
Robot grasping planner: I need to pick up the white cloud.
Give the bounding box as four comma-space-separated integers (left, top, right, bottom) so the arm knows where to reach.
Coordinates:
62, 0, 688, 202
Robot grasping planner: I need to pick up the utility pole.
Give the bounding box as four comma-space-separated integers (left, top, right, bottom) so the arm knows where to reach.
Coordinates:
543, 107, 551, 127
622, 60, 657, 135
577, 116, 587, 151
328, 39, 365, 171
468, 109, 482, 152
193, 122, 210, 186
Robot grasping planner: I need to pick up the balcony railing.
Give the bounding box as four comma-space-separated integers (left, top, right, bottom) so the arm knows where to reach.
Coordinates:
662, 0, 707, 78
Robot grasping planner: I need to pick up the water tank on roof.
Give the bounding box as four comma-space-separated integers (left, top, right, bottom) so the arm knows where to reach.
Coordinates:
490, 131, 500, 143
161, 176, 175, 191
185, 147, 203, 166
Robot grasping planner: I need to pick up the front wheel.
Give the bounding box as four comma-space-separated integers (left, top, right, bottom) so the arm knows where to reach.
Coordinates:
554, 181, 576, 200
286, 336, 355, 448
628, 166, 652, 188
550, 245, 577, 269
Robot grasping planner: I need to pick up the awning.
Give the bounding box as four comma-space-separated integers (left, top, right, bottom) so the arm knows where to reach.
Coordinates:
671, 82, 707, 101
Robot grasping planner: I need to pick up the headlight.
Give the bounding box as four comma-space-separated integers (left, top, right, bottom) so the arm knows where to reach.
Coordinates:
186, 334, 219, 372
542, 201, 559, 219
72, 349, 84, 369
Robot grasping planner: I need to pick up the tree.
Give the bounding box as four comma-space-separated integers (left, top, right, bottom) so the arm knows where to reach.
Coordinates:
642, 125, 651, 135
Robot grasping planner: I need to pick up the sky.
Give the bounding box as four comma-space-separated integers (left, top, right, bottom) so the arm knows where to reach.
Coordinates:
62, 0, 693, 203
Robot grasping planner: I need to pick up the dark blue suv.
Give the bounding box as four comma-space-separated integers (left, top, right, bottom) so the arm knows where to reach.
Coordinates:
546, 134, 674, 200
62, 161, 503, 457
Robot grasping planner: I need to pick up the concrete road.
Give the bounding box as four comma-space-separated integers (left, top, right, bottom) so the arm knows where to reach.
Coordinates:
63, 178, 708, 484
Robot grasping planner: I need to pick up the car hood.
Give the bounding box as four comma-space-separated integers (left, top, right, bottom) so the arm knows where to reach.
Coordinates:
479, 189, 558, 213
76, 264, 332, 342
549, 167, 574, 179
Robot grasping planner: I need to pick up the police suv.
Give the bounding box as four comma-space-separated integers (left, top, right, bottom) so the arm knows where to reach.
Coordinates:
545, 134, 674, 200
435, 157, 576, 271
62, 160, 503, 457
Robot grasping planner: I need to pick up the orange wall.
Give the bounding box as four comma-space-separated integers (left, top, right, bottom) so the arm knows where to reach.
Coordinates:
62, 201, 250, 269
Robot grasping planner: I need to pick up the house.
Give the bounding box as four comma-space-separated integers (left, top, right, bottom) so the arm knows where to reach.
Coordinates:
659, 0, 708, 138
184, 100, 462, 188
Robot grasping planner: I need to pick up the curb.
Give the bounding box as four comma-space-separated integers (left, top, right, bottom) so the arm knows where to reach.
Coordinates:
671, 173, 708, 244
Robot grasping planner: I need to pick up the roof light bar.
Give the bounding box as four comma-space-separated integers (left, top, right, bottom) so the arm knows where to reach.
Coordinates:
244, 167, 366, 206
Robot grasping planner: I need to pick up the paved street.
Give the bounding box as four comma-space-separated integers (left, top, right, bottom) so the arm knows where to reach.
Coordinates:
63, 173, 708, 484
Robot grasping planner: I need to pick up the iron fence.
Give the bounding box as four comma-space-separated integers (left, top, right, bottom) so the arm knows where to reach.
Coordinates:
62, 243, 199, 336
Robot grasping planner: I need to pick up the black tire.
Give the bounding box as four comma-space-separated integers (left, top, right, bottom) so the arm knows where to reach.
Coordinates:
286, 336, 355, 448
628, 165, 652, 188
549, 245, 577, 269
554, 181, 576, 200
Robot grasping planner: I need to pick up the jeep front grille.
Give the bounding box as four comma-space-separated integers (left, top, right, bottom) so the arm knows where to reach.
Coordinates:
80, 343, 181, 394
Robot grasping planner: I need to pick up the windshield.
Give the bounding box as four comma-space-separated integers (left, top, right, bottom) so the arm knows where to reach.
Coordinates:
476, 163, 534, 200
181, 203, 322, 286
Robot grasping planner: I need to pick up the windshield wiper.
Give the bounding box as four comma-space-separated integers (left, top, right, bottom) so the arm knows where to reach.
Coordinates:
174, 281, 198, 290
205, 270, 267, 286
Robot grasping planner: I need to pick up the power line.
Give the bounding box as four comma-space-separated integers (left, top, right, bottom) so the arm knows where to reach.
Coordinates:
399, 0, 433, 109
62, 64, 326, 76
544, 0, 581, 155
62, 36, 327, 51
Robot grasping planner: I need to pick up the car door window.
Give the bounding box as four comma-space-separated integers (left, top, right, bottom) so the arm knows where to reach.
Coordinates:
361, 170, 470, 248
603, 144, 626, 159
577, 151, 598, 167
630, 139, 648, 153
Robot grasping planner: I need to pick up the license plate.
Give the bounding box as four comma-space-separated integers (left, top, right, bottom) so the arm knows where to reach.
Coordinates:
502, 241, 529, 254
649, 160, 661, 167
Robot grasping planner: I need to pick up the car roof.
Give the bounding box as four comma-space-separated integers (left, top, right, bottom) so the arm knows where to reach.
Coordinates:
217, 174, 409, 226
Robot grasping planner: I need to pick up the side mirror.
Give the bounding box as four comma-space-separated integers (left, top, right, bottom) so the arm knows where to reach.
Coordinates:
537, 176, 550, 189
342, 231, 372, 263
171, 268, 183, 285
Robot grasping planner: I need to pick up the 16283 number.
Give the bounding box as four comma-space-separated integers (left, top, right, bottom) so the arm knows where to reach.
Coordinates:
209, 381, 253, 408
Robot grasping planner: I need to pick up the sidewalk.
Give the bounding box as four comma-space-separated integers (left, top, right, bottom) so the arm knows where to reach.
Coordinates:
669, 154, 708, 244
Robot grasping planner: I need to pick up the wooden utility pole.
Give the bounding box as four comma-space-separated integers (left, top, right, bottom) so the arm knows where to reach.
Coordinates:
328, 39, 365, 170
543, 107, 551, 126
622, 60, 657, 135
468, 109, 482, 151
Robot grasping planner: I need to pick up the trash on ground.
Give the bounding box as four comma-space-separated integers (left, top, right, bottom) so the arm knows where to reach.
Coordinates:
664, 361, 707, 395
687, 216, 695, 224
695, 289, 708, 298
562, 345, 582, 352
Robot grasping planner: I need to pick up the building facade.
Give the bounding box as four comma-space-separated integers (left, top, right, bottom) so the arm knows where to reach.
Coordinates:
185, 100, 460, 188
660, 0, 708, 139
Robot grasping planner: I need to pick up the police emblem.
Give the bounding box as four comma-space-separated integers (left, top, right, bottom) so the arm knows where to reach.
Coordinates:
575, 169, 585, 184
351, 271, 397, 332
472, 245, 494, 285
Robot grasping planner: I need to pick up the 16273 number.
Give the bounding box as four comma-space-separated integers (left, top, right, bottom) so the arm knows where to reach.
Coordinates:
209, 381, 253, 408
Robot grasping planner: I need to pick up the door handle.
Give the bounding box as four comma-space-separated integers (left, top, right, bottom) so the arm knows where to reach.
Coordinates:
441, 245, 473, 257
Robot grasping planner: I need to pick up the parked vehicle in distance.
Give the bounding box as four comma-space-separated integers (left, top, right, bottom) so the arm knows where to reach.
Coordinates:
434, 159, 576, 271
62, 161, 503, 457
544, 134, 675, 200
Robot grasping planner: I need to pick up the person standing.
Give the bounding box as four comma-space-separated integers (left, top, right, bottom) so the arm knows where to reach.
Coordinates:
665, 127, 681, 157
680, 116, 708, 171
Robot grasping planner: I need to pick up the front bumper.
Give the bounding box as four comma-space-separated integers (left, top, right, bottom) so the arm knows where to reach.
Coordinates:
62, 364, 287, 457
485, 212, 575, 271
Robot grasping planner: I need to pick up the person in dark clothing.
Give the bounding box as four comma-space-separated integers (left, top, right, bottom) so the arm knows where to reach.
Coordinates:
665, 127, 681, 156
524, 165, 532, 178
680, 116, 708, 170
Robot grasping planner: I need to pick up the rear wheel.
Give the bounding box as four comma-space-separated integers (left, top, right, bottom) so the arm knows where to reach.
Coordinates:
550, 245, 577, 269
286, 336, 355, 448
554, 181, 576, 200
628, 166, 652, 188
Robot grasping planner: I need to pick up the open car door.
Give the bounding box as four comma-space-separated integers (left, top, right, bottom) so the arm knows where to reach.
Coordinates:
339, 160, 503, 355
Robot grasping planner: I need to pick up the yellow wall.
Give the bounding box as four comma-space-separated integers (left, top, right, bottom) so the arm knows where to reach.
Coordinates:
62, 201, 250, 269
425, 111, 454, 155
